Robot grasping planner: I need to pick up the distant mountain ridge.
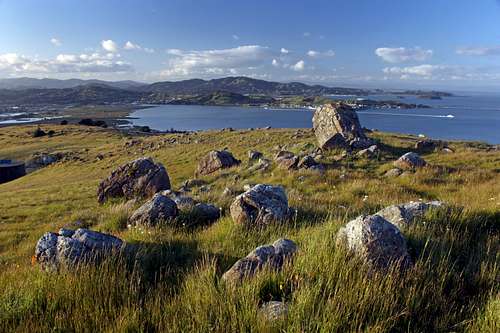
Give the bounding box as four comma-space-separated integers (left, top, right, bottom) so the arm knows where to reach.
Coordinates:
0, 77, 146, 90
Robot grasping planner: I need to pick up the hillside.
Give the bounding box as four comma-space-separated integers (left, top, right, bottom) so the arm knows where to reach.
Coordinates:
0, 124, 498, 332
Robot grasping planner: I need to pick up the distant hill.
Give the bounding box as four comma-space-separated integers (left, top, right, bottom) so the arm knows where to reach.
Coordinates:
0, 77, 146, 90
0, 84, 142, 105
144, 76, 371, 96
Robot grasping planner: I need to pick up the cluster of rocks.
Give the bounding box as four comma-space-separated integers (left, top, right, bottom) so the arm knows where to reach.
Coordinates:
415, 139, 451, 153
274, 150, 325, 173
336, 200, 444, 271
25, 152, 78, 172
34, 228, 124, 270
385, 152, 427, 177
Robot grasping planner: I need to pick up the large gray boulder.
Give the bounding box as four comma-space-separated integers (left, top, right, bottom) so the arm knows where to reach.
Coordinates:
34, 228, 124, 270
336, 215, 412, 271
260, 301, 289, 321
312, 103, 373, 149
376, 201, 444, 228
128, 193, 178, 228
394, 152, 426, 170
222, 238, 297, 284
196, 150, 240, 175
230, 184, 292, 227
97, 157, 171, 203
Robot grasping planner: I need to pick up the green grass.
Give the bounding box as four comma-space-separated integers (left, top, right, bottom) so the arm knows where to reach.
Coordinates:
0, 124, 499, 332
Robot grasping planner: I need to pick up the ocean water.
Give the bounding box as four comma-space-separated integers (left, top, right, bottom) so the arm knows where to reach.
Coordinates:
129, 93, 500, 144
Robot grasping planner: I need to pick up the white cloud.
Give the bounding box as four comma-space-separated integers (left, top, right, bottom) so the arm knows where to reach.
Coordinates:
381, 64, 500, 81
291, 60, 305, 71
232, 34, 239, 40
124, 41, 140, 50
280, 48, 289, 54
456, 46, 500, 56
307, 49, 335, 58
162, 45, 273, 77
50, 38, 62, 47
375, 47, 433, 63
101, 39, 118, 53
0, 52, 132, 74
271, 58, 279, 67
303, 32, 311, 37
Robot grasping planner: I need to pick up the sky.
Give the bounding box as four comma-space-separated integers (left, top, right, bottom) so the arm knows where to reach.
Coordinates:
1, 0, 500, 90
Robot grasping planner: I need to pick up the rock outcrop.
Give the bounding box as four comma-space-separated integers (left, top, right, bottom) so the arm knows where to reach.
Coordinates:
230, 184, 292, 227
34, 228, 124, 270
356, 145, 379, 158
312, 103, 373, 150
393, 152, 427, 170
97, 157, 171, 203
222, 238, 297, 284
196, 150, 240, 175
336, 215, 411, 271
128, 193, 178, 228
376, 201, 444, 228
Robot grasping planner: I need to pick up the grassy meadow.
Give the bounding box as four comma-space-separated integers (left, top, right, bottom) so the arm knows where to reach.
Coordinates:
0, 124, 498, 332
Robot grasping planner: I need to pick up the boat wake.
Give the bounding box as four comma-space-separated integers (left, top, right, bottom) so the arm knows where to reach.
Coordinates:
357, 111, 455, 119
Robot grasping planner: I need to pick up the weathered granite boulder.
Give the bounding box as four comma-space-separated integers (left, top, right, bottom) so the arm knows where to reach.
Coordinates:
394, 152, 427, 170
97, 157, 171, 203
274, 151, 298, 170
248, 150, 263, 161
190, 203, 221, 223
336, 215, 412, 271
230, 184, 292, 227
312, 103, 373, 150
415, 139, 447, 152
34, 228, 124, 270
196, 150, 241, 175
376, 201, 444, 228
222, 239, 297, 284
128, 193, 178, 228
356, 145, 379, 158
260, 301, 289, 321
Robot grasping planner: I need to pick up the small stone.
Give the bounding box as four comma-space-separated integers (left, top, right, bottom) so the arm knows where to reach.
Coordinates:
384, 168, 402, 177
260, 301, 289, 321
394, 152, 426, 170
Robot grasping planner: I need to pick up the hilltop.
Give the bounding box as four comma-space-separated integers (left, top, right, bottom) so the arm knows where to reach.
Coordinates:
0, 122, 498, 332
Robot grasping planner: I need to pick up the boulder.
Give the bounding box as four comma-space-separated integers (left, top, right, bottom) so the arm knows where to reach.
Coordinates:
336, 215, 411, 271
260, 301, 289, 321
230, 184, 292, 227
384, 168, 403, 177
222, 238, 297, 284
356, 145, 379, 158
274, 151, 298, 170
128, 193, 178, 228
297, 155, 318, 169
312, 103, 373, 150
196, 150, 241, 175
394, 152, 426, 170
415, 139, 448, 152
376, 201, 444, 228
248, 150, 263, 161
34, 228, 124, 270
248, 158, 271, 172
190, 203, 221, 223
97, 157, 171, 204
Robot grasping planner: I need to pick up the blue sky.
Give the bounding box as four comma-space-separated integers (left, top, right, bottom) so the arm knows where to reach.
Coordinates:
1, 0, 500, 89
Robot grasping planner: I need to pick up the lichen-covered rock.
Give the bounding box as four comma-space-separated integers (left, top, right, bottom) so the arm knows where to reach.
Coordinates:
34, 228, 124, 270
384, 168, 403, 177
260, 301, 289, 321
196, 150, 240, 175
297, 155, 318, 169
222, 238, 297, 284
230, 184, 292, 227
312, 103, 373, 150
376, 201, 444, 228
356, 145, 379, 158
128, 193, 178, 228
394, 152, 426, 170
97, 157, 171, 203
274, 151, 298, 170
336, 215, 411, 271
